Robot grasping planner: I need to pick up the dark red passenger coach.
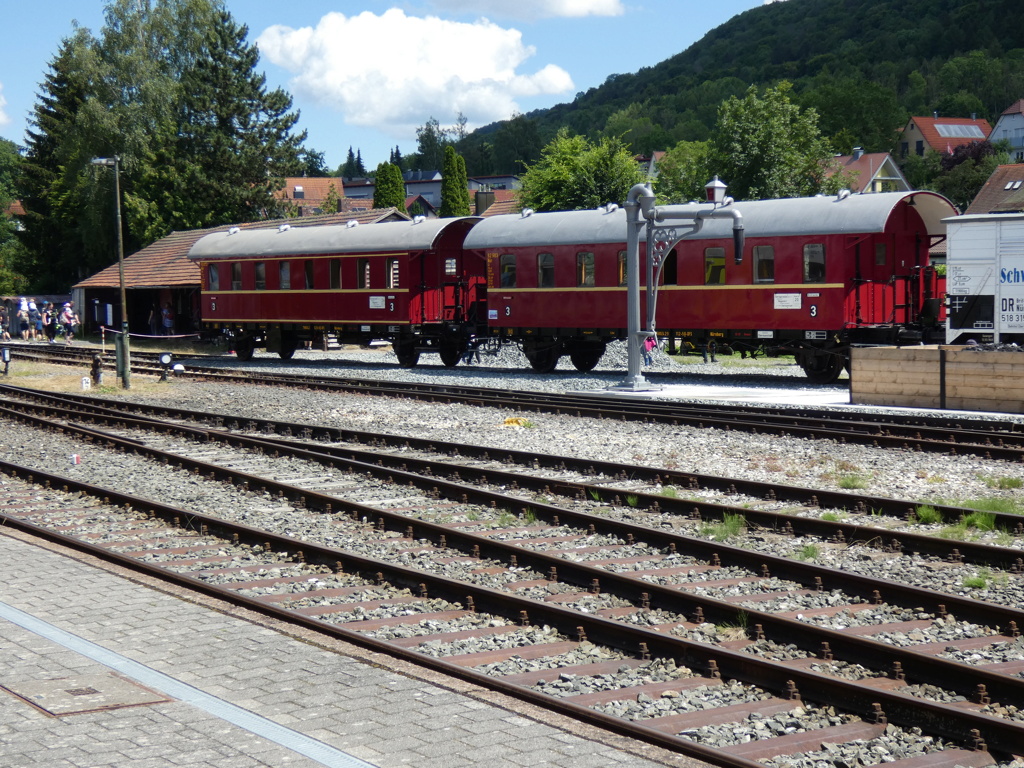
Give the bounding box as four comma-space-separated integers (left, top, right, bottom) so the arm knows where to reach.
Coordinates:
188, 190, 956, 381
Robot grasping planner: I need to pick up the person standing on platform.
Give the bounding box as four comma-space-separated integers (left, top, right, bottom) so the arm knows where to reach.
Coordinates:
161, 303, 174, 336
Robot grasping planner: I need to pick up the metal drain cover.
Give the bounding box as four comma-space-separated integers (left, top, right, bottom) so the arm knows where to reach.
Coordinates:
2, 673, 170, 716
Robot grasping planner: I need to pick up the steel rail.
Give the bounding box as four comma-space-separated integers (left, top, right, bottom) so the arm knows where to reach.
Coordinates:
6, 401, 1024, 715
5, 384, 1024, 559
6, 346, 1024, 458
1, 459, 1021, 760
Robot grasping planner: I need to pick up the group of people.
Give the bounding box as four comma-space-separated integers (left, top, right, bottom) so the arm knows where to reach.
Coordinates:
0, 298, 79, 344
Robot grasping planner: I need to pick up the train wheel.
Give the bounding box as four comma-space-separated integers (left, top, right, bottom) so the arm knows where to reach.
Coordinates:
438, 341, 463, 368
524, 342, 561, 373
233, 335, 255, 362
277, 332, 297, 360
394, 341, 420, 368
799, 352, 844, 384
569, 341, 606, 372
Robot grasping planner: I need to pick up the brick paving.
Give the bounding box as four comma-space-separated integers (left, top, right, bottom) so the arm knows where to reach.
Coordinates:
0, 530, 707, 768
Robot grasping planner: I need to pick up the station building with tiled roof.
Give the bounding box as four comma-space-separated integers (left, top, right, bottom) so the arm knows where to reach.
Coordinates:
72, 208, 409, 338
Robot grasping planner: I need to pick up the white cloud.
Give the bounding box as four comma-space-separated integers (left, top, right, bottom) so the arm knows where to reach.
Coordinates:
0, 82, 10, 128
430, 0, 625, 18
256, 9, 574, 139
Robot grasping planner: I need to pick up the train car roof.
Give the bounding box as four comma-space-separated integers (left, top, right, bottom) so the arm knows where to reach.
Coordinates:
187, 216, 480, 260
462, 192, 957, 248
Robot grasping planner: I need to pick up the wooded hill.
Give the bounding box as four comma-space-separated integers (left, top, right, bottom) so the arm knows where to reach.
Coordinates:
461, 0, 1024, 172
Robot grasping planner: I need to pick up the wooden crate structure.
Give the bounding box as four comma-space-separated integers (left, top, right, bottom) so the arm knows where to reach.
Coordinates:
851, 345, 1024, 412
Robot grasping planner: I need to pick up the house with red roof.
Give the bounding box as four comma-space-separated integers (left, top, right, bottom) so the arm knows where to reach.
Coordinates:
989, 99, 1024, 162
471, 188, 519, 216
826, 149, 910, 193
964, 164, 1024, 215
275, 177, 347, 216
71, 207, 409, 338
899, 114, 992, 157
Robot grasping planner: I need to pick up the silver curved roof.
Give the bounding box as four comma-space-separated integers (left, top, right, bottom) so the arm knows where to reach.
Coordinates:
188, 217, 478, 260
463, 192, 957, 248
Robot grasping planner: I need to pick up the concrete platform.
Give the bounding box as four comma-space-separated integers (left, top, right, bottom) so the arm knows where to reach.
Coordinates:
0, 530, 701, 768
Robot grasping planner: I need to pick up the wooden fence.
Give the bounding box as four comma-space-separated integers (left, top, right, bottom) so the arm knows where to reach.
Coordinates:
850, 346, 1024, 413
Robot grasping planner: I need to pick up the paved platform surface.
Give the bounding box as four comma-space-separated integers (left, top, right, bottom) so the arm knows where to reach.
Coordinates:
0, 530, 704, 768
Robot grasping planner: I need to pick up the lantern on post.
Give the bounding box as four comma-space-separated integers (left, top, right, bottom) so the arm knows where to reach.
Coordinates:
705, 175, 727, 205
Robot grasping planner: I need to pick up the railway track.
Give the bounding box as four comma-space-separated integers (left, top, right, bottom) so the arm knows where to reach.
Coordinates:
6, 342, 1024, 462
2, 386, 1023, 767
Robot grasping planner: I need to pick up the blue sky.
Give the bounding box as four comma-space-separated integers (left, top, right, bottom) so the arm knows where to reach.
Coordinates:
2, 0, 774, 170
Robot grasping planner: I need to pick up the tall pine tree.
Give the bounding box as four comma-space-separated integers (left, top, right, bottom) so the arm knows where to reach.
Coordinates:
439, 145, 470, 217
152, 7, 305, 230
372, 163, 405, 210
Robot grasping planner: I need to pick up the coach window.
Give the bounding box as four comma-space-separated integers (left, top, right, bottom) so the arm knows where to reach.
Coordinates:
618, 250, 627, 286
207, 264, 220, 291
254, 262, 266, 290
704, 247, 725, 285
330, 259, 341, 289
304, 260, 315, 289
499, 254, 516, 287
662, 249, 678, 285
357, 258, 370, 289
753, 245, 775, 283
803, 244, 826, 282
279, 262, 290, 290
577, 251, 595, 287
386, 258, 399, 289
537, 253, 554, 288
875, 243, 887, 266
231, 262, 242, 290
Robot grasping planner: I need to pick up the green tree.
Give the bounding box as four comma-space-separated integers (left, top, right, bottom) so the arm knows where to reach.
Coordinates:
518, 129, 645, 212
19, 0, 309, 291
322, 182, 341, 214
299, 148, 328, 177
708, 82, 847, 200
412, 117, 448, 171
439, 146, 470, 217
372, 162, 405, 209
340, 147, 358, 178
492, 113, 542, 175
602, 103, 669, 156
799, 77, 906, 153
19, 29, 107, 289
0, 139, 29, 294
151, 5, 305, 232
653, 140, 711, 204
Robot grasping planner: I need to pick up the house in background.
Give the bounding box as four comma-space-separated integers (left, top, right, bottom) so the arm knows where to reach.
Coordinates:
468, 175, 520, 192
276, 177, 348, 216
899, 114, 992, 157
404, 194, 437, 218
827, 148, 910, 193
989, 99, 1024, 162
471, 189, 519, 216
964, 164, 1024, 215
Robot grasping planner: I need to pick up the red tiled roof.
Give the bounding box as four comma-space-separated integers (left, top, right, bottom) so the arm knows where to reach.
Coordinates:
964, 164, 1024, 215
905, 115, 992, 153
3, 200, 25, 217
1001, 99, 1024, 116
826, 152, 906, 193
480, 198, 520, 217
276, 177, 345, 203
472, 189, 518, 216
73, 208, 409, 290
